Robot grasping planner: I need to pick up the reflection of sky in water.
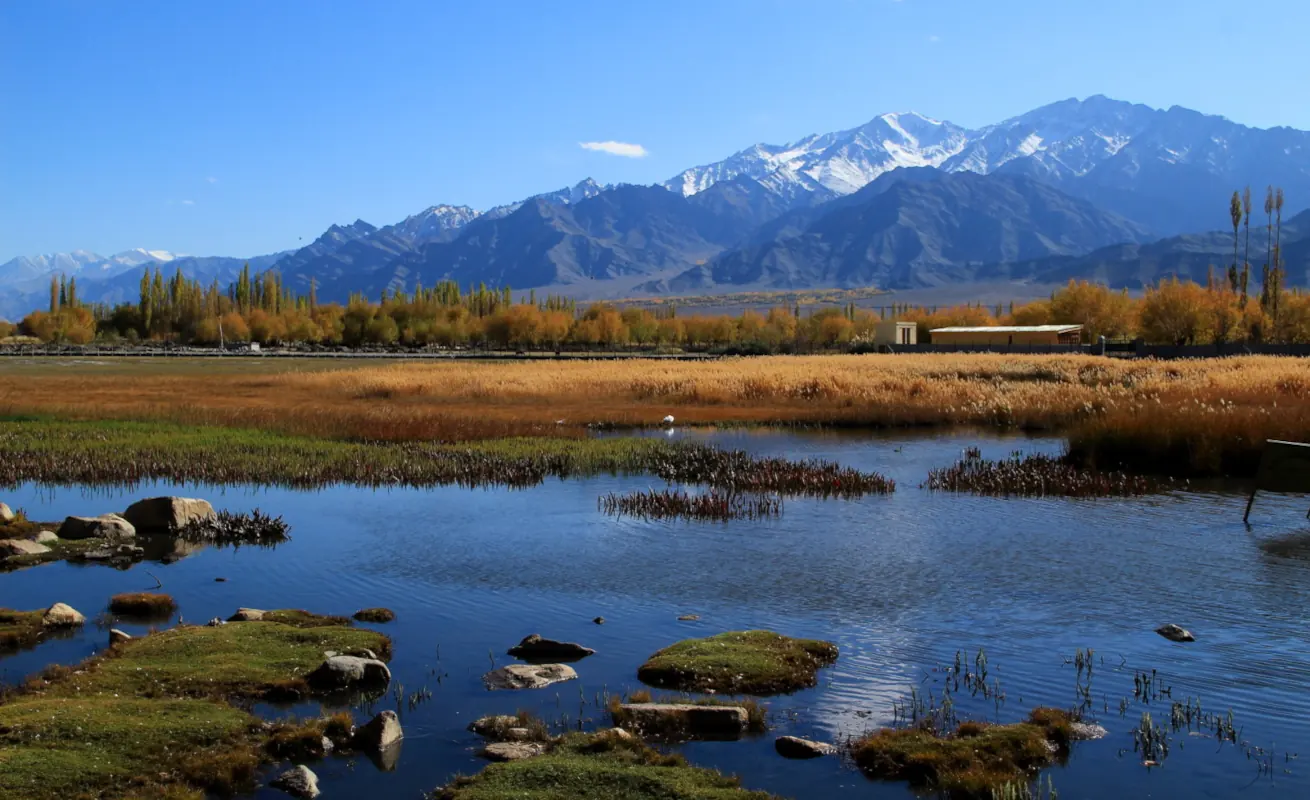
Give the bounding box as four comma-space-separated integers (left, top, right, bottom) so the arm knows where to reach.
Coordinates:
2, 429, 1309, 799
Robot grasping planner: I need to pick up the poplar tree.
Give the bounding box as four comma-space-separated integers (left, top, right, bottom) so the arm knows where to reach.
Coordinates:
49, 276, 59, 313
1228, 190, 1242, 292
1241, 186, 1252, 307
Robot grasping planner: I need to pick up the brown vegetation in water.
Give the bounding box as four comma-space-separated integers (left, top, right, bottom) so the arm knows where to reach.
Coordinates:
108, 592, 178, 618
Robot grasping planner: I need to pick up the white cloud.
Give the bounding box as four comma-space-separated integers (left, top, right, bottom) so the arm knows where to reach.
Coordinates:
579, 140, 648, 158
181, 199, 195, 205
206, 176, 218, 184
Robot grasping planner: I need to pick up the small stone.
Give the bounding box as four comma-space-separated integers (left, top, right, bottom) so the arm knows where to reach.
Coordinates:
593, 616, 605, 625
42, 602, 85, 627
320, 736, 334, 753
307, 655, 392, 690
483, 663, 578, 691
1155, 624, 1195, 643
481, 742, 546, 762
355, 710, 403, 751
0, 503, 14, 524
205, 617, 225, 627
0, 539, 50, 557
228, 607, 265, 622
507, 633, 595, 661
677, 614, 700, 621
1070, 722, 1109, 741
57, 514, 136, 541
35, 531, 59, 545
214, 577, 227, 582
504, 727, 533, 741
775, 735, 836, 758
270, 765, 320, 798
108, 629, 132, 646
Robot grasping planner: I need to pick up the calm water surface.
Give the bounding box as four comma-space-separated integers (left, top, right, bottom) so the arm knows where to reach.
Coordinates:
3, 429, 1308, 799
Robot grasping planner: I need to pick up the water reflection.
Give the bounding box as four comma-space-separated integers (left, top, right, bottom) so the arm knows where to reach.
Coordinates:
1, 429, 1308, 799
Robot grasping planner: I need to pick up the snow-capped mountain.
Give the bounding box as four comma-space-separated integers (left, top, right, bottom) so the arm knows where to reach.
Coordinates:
380, 205, 480, 244
0, 248, 184, 289
666, 95, 1310, 234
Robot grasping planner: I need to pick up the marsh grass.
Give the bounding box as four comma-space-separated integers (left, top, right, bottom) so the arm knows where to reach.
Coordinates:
108, 592, 178, 619
0, 608, 46, 654
637, 630, 839, 695
600, 489, 782, 521
851, 708, 1075, 799
177, 509, 290, 546
925, 451, 1174, 496
435, 728, 779, 799
0, 618, 387, 799
354, 607, 397, 623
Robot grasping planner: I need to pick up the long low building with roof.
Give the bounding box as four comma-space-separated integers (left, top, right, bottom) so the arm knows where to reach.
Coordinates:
928, 325, 1083, 346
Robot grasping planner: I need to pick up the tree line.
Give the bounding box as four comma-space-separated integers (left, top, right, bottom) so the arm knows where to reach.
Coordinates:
2, 187, 1305, 349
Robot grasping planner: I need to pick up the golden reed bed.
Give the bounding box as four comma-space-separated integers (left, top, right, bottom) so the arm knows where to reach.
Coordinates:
3, 354, 1306, 474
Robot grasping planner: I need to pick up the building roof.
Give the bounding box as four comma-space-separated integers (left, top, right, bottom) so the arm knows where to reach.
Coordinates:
929, 325, 1084, 334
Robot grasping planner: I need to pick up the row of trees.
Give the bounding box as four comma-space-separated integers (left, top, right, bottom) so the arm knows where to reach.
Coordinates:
9, 273, 1310, 349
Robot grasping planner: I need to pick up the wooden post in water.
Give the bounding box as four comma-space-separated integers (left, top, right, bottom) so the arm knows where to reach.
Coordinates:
1244, 439, 1310, 523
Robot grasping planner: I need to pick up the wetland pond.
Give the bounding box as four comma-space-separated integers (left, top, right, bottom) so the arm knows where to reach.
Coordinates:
3, 429, 1308, 799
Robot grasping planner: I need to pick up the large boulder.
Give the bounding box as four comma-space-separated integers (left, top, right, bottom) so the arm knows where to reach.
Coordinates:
0, 539, 50, 557
270, 765, 320, 798
481, 742, 546, 762
483, 663, 577, 691
1156, 624, 1195, 643
58, 514, 135, 541
355, 710, 403, 751
121, 496, 216, 534
0, 503, 14, 524
307, 655, 392, 690
775, 735, 836, 758
507, 633, 595, 661
616, 703, 748, 738
42, 603, 85, 627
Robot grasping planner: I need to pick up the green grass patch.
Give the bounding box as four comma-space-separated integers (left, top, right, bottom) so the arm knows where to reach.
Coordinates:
637, 630, 839, 695
850, 708, 1074, 799
0, 417, 687, 489
435, 730, 779, 799
0, 616, 390, 799
108, 593, 177, 618
261, 609, 353, 629
0, 609, 46, 654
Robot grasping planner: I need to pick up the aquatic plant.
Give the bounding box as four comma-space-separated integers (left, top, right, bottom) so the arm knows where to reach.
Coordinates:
0, 608, 46, 654
924, 451, 1172, 497
354, 607, 396, 623
652, 448, 895, 498
599, 489, 781, 521
177, 508, 290, 546
637, 630, 838, 695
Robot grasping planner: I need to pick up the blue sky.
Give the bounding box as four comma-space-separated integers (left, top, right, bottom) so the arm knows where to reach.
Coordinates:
3, 0, 1308, 259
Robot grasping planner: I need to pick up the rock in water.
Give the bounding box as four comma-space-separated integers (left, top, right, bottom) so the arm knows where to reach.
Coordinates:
1071, 722, 1109, 740
42, 603, 85, 627
0, 503, 14, 524
1155, 624, 1195, 643
270, 765, 320, 798
469, 715, 522, 739
481, 742, 546, 761
307, 655, 392, 690
122, 496, 216, 534
57, 514, 136, 541
775, 736, 836, 758
483, 663, 578, 690
108, 629, 132, 646
355, 710, 403, 751
507, 633, 596, 660
0, 539, 50, 557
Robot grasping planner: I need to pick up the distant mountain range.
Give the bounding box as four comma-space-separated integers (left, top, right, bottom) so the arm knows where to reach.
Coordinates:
5, 95, 1310, 319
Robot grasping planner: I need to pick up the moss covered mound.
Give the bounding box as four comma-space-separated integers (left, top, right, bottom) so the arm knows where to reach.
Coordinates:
435, 730, 779, 799
850, 708, 1074, 798
353, 607, 396, 623
0, 616, 387, 799
637, 630, 838, 695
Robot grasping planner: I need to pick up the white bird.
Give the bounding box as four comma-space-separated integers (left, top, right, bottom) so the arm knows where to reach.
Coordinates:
662, 415, 675, 425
